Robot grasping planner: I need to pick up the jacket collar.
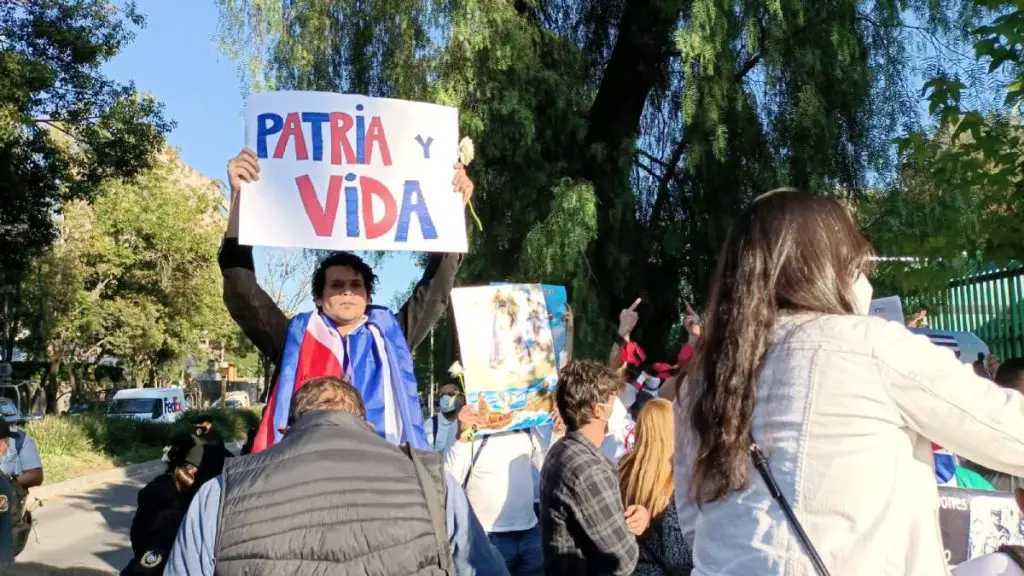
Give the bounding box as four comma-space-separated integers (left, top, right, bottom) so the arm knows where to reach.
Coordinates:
288, 410, 374, 437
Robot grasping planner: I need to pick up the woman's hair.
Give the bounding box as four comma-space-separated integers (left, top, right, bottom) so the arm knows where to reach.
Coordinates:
687, 189, 874, 506
618, 398, 675, 520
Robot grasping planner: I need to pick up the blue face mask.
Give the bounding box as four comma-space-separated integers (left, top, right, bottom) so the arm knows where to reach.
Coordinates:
439, 394, 458, 413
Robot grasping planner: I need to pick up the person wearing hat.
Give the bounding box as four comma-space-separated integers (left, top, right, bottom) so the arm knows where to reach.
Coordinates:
124, 431, 226, 574
426, 383, 464, 452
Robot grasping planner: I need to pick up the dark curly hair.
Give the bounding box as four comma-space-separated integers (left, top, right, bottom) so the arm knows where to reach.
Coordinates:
688, 189, 874, 506
311, 252, 378, 299
556, 360, 622, 431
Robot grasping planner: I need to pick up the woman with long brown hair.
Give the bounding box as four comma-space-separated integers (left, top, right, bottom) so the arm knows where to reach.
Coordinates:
676, 189, 1024, 575
620, 398, 692, 575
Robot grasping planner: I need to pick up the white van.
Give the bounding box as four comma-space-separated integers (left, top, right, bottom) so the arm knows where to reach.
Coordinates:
107, 387, 188, 423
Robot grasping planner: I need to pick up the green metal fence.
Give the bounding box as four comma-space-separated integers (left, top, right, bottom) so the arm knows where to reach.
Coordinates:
908, 266, 1024, 360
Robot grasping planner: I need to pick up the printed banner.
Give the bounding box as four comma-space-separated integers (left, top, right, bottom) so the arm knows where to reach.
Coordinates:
492, 283, 569, 368
239, 91, 468, 252
939, 486, 1024, 567
452, 284, 558, 435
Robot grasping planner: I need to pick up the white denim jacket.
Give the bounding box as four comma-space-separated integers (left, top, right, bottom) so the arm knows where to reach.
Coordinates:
675, 313, 1024, 576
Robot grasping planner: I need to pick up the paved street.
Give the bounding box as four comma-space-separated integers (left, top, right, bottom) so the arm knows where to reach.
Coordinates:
17, 472, 158, 574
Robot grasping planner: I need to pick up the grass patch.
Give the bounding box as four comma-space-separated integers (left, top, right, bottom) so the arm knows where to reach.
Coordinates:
28, 408, 262, 484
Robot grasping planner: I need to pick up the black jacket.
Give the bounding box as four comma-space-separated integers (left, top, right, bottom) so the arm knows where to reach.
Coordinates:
218, 237, 462, 403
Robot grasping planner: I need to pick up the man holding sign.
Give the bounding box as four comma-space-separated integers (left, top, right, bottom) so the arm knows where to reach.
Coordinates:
220, 94, 476, 453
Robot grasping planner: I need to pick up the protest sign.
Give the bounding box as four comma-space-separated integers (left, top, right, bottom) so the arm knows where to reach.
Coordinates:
869, 295, 905, 324
939, 486, 1024, 567
492, 283, 569, 368
238, 91, 468, 252
452, 284, 558, 435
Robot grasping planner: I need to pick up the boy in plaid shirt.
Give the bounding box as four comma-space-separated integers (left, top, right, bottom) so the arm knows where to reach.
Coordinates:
539, 361, 651, 575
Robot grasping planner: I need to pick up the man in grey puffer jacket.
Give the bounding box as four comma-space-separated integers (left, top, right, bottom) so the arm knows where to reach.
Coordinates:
166, 375, 507, 576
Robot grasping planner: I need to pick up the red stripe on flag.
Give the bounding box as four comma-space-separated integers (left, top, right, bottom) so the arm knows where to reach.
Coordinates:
251, 382, 279, 454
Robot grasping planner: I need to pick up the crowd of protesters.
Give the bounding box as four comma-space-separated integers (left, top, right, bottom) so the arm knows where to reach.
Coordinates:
103, 151, 1024, 576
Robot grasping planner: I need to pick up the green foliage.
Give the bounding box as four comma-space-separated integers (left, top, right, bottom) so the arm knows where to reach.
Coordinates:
0, 0, 173, 279
215, 0, 981, 364
863, 0, 1024, 293
15, 152, 230, 407
29, 409, 259, 483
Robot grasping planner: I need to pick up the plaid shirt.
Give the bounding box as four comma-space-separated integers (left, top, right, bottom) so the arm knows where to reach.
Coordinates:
540, 431, 637, 575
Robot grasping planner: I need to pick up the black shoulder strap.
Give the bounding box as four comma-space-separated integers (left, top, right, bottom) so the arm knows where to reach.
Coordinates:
402, 444, 453, 575
9, 431, 24, 454
462, 435, 490, 490
751, 443, 830, 576
431, 414, 439, 448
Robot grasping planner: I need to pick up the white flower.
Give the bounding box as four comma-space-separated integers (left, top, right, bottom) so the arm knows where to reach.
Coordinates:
458, 137, 475, 166
448, 361, 464, 377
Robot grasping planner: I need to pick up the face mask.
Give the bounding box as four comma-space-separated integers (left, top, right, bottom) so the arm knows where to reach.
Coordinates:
853, 273, 873, 316
439, 395, 457, 413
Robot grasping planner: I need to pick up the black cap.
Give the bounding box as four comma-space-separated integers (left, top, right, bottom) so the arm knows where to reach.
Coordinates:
166, 432, 206, 469
0, 419, 8, 439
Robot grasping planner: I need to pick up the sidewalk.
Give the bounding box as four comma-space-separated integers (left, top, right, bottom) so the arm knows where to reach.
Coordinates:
33, 441, 242, 503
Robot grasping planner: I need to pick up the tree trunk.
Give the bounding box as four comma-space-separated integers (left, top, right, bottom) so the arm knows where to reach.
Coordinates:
44, 358, 59, 414
581, 0, 688, 356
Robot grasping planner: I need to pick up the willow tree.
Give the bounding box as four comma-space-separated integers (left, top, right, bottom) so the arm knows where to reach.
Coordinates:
217, 0, 973, 361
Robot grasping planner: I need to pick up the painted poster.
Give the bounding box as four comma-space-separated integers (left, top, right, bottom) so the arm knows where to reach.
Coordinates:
492, 283, 569, 368
239, 91, 468, 253
452, 285, 558, 434
938, 487, 1024, 567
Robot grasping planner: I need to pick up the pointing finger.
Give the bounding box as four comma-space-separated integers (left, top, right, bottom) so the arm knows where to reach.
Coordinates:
628, 298, 642, 311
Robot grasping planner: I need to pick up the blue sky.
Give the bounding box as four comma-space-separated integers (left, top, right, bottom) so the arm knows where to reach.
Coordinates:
102, 0, 421, 311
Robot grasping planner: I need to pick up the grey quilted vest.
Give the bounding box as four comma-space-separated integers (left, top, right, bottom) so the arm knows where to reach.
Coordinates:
214, 410, 452, 575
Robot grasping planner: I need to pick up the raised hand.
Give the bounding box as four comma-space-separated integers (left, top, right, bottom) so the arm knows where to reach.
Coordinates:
227, 148, 260, 197
618, 298, 641, 338
452, 162, 475, 206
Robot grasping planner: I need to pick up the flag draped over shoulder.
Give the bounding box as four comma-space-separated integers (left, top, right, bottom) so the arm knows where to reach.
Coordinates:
251, 306, 428, 453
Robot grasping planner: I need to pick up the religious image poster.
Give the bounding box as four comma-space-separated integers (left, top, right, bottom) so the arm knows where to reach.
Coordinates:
238, 90, 468, 253
938, 487, 1024, 566
492, 283, 569, 368
968, 492, 1024, 558
452, 284, 558, 435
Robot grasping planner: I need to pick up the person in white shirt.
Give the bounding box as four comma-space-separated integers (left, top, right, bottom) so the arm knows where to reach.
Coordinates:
447, 407, 547, 576
425, 383, 463, 452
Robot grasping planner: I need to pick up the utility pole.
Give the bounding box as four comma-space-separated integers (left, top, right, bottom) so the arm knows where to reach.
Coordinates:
428, 327, 435, 416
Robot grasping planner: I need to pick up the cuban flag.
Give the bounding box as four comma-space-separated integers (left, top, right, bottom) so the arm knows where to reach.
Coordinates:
251, 307, 428, 453
932, 442, 959, 485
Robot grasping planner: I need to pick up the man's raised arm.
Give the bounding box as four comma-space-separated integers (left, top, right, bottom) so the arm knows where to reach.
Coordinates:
396, 253, 463, 350
220, 149, 289, 361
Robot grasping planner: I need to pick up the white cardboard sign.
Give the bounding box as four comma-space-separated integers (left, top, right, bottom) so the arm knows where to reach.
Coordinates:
238, 91, 467, 252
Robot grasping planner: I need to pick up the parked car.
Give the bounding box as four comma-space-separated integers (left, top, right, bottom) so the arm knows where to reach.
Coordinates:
210, 391, 252, 410
0, 397, 40, 426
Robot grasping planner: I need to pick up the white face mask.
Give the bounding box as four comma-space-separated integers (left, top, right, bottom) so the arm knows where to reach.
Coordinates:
853, 273, 873, 316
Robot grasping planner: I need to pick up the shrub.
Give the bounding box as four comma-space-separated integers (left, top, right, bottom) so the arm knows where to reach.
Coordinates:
27, 407, 262, 483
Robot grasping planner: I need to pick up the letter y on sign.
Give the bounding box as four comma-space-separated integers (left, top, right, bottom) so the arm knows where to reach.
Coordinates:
415, 135, 434, 159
